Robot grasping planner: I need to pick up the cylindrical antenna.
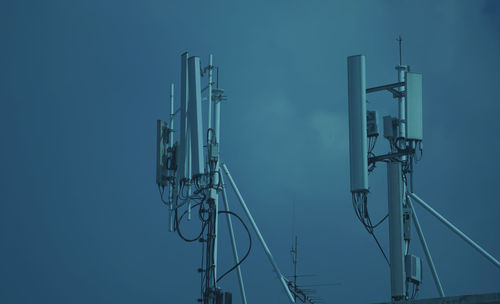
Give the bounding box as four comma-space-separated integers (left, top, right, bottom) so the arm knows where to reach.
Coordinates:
397, 35, 403, 66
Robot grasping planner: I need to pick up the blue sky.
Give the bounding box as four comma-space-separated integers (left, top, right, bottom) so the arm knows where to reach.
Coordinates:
1, 1, 500, 303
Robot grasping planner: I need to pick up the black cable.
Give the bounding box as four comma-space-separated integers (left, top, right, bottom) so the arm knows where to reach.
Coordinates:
157, 185, 169, 206
369, 214, 389, 229
175, 202, 208, 242
216, 210, 252, 283
200, 235, 206, 301
368, 136, 378, 154
366, 217, 390, 266
352, 193, 390, 266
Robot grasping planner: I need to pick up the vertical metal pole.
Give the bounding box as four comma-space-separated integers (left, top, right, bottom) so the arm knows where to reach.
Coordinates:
388, 162, 406, 300
169, 83, 175, 232
396, 64, 408, 166
409, 193, 500, 270
407, 197, 445, 297
214, 89, 221, 144
220, 175, 248, 304
211, 195, 218, 293
396, 65, 407, 140
208, 55, 213, 144
179, 52, 192, 220
293, 236, 298, 302
222, 163, 296, 303
187, 140, 192, 220
170, 83, 175, 148
212, 54, 220, 289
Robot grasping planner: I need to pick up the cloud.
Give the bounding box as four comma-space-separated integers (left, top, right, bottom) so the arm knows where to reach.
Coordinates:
309, 110, 348, 155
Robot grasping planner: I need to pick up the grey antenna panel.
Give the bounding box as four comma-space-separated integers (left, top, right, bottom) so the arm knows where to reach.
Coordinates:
178, 52, 191, 180
347, 55, 368, 193
188, 56, 205, 176
405, 72, 423, 140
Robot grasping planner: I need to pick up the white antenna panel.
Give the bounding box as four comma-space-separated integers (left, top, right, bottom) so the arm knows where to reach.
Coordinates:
348, 55, 369, 193
405, 72, 423, 141
178, 52, 191, 180
188, 56, 205, 176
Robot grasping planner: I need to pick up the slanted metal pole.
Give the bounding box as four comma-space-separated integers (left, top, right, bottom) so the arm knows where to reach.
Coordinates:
222, 162, 295, 303
388, 162, 406, 300
220, 175, 248, 304
409, 193, 500, 270
407, 197, 445, 297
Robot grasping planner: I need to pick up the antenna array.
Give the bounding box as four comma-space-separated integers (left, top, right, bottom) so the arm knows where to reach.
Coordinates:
156, 52, 298, 304
153, 42, 500, 304
347, 39, 500, 302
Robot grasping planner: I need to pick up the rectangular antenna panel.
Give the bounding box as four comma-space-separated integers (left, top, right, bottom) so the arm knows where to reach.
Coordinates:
188, 56, 205, 176
383, 115, 394, 138
178, 52, 191, 180
347, 55, 368, 192
405, 254, 422, 284
156, 120, 169, 186
367, 110, 379, 137
383, 115, 399, 139
405, 72, 423, 140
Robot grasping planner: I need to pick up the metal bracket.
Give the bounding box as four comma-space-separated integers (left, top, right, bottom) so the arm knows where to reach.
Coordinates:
368, 148, 413, 165
366, 81, 405, 97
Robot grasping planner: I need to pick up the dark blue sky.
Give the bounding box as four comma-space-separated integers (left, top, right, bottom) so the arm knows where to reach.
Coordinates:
2, 1, 500, 303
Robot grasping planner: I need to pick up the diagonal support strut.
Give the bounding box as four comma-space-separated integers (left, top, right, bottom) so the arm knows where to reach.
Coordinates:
409, 193, 500, 270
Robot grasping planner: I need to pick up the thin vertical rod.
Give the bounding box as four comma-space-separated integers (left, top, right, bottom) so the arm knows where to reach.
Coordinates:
221, 175, 248, 304
396, 64, 407, 143
395, 37, 407, 151
211, 54, 220, 287
397, 35, 403, 66
222, 163, 295, 303
409, 193, 500, 269
407, 197, 445, 297
214, 86, 221, 143
213, 194, 219, 288
187, 145, 192, 220
170, 83, 175, 148
169, 83, 175, 232
293, 236, 298, 302
207, 55, 213, 144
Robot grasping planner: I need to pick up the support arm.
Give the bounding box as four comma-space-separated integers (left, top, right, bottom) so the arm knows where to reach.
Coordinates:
220, 174, 248, 304
222, 162, 296, 303
407, 197, 445, 297
409, 193, 500, 270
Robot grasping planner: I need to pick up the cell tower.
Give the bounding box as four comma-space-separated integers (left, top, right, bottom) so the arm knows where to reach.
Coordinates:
347, 38, 500, 303
156, 52, 297, 303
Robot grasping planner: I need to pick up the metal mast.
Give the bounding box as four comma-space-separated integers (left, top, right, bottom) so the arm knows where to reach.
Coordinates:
347, 37, 500, 303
